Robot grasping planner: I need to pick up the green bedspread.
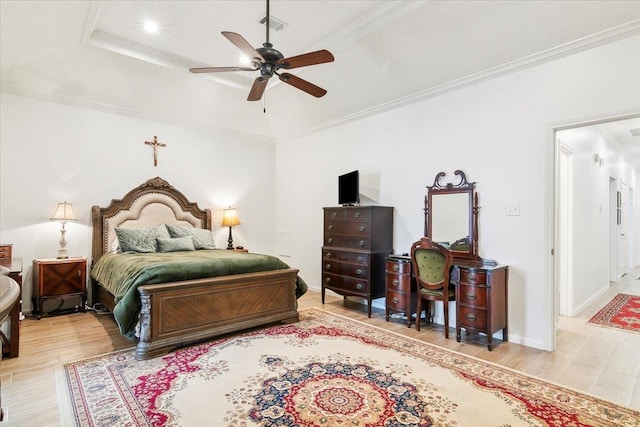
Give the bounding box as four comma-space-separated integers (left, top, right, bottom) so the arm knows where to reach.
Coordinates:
91, 249, 307, 339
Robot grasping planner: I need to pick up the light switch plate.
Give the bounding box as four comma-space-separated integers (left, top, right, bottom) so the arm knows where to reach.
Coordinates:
505, 203, 520, 216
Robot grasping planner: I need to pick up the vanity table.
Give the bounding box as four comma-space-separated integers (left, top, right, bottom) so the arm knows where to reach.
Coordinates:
422, 170, 509, 350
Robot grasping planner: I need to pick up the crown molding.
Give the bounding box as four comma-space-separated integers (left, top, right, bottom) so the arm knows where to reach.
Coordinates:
0, 84, 272, 142
289, 20, 640, 140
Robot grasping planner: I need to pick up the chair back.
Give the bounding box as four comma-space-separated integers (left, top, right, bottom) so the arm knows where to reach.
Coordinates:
410, 238, 453, 290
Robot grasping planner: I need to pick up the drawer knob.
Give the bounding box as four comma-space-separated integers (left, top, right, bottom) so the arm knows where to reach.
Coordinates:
332, 212, 337, 218
325, 277, 331, 283
466, 294, 476, 300
392, 265, 399, 272
392, 297, 399, 304
466, 313, 477, 322
359, 225, 365, 232
325, 264, 331, 270
356, 256, 364, 262
327, 238, 333, 244
468, 274, 477, 283
392, 279, 399, 286
356, 283, 364, 290
355, 212, 361, 218
359, 240, 365, 247
328, 225, 333, 230
325, 252, 332, 258
356, 268, 363, 275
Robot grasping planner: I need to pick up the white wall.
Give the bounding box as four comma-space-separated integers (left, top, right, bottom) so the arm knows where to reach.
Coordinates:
0, 94, 277, 310
275, 35, 640, 351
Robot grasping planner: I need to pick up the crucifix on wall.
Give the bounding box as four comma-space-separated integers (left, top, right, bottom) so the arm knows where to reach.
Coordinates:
144, 136, 166, 167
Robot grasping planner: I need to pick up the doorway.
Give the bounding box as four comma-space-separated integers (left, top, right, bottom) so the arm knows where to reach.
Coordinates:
553, 115, 639, 346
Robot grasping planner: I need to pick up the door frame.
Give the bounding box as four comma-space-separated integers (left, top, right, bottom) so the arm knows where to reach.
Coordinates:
549, 110, 640, 351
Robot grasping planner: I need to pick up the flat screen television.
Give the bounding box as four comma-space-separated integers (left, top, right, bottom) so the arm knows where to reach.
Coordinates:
338, 170, 360, 206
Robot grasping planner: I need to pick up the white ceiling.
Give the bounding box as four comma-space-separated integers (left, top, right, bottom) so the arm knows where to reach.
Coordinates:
1, 1, 639, 158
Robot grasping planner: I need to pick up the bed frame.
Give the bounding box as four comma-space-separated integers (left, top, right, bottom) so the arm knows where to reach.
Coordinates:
91, 177, 300, 360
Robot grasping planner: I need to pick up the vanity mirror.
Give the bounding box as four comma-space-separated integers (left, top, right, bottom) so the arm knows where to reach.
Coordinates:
424, 170, 479, 262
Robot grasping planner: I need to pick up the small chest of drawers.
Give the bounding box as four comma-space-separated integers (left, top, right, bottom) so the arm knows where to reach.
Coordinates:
32, 258, 87, 318
385, 256, 417, 327
321, 206, 393, 318
453, 264, 509, 350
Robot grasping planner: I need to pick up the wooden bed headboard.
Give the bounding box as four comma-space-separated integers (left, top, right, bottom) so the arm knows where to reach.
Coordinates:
91, 177, 212, 264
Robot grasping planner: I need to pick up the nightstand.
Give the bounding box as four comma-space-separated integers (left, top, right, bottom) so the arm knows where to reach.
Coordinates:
32, 257, 87, 318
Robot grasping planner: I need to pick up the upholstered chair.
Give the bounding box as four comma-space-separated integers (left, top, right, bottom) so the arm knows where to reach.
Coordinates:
411, 237, 455, 338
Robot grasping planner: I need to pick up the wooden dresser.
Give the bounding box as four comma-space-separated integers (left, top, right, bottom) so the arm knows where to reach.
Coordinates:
452, 263, 509, 350
322, 206, 393, 317
385, 256, 417, 327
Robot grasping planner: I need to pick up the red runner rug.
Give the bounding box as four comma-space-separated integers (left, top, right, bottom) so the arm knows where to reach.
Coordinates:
587, 293, 640, 333
63, 308, 639, 426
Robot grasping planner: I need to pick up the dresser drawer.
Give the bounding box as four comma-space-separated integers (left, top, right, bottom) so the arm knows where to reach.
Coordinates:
323, 273, 369, 294
324, 235, 371, 249
324, 209, 347, 220
458, 306, 487, 330
325, 221, 371, 235
323, 250, 368, 264
323, 260, 369, 278
460, 269, 487, 285
0, 244, 12, 260
386, 259, 411, 275
458, 284, 487, 308
385, 272, 411, 292
386, 290, 408, 311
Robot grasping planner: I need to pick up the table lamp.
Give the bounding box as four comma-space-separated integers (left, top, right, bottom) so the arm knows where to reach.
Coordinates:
222, 208, 240, 250
50, 201, 77, 259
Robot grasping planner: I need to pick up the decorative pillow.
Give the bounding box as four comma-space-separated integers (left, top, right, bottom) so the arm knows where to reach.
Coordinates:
156, 236, 195, 253
109, 238, 121, 254
165, 224, 216, 249
114, 224, 170, 253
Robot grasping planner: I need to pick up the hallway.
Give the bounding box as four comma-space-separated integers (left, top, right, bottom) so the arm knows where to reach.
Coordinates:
554, 267, 640, 408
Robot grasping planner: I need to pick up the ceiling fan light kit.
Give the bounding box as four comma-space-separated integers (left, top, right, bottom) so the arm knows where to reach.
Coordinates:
189, 0, 334, 101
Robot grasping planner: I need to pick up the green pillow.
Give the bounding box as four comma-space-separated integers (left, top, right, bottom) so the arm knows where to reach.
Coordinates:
165, 224, 216, 249
114, 224, 170, 253
156, 236, 195, 253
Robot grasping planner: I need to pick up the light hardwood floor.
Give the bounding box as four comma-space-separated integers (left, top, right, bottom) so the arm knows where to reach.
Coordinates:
1, 269, 639, 426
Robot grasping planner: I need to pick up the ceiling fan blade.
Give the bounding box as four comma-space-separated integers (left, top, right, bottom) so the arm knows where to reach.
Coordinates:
279, 73, 327, 98
222, 31, 264, 62
278, 50, 334, 70
247, 75, 271, 101
189, 66, 256, 73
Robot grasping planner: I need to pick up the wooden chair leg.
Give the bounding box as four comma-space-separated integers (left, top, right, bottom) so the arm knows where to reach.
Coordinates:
443, 298, 449, 339
416, 297, 422, 331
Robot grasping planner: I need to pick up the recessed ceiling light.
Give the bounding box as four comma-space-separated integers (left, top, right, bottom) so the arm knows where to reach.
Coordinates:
143, 21, 159, 34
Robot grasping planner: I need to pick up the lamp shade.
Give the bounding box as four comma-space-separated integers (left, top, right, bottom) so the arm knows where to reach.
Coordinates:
50, 202, 77, 221
221, 208, 240, 227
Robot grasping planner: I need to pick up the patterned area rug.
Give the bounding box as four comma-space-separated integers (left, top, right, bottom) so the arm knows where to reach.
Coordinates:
62, 308, 639, 426
587, 293, 640, 333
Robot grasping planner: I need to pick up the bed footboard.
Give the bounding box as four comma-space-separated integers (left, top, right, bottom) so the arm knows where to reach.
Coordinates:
135, 269, 299, 360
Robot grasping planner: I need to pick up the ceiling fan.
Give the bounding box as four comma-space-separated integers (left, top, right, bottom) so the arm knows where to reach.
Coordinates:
189, 0, 334, 101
